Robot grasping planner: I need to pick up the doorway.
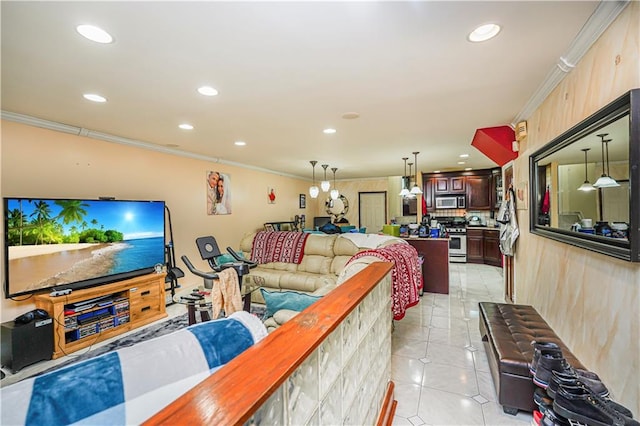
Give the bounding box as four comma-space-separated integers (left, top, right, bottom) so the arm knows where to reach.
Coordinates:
358, 192, 387, 234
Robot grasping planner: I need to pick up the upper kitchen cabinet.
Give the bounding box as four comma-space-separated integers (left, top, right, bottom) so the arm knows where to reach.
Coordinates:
466, 171, 492, 210
434, 176, 466, 194
424, 178, 434, 209
422, 168, 499, 212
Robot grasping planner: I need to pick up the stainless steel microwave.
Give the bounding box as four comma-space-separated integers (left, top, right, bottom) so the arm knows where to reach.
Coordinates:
435, 196, 465, 209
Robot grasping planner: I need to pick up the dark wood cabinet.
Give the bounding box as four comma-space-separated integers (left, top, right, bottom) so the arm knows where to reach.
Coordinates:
423, 168, 499, 213
466, 175, 491, 210
424, 178, 434, 210
406, 238, 449, 294
434, 177, 465, 194
466, 229, 484, 263
490, 169, 503, 210
483, 229, 501, 266
467, 228, 501, 266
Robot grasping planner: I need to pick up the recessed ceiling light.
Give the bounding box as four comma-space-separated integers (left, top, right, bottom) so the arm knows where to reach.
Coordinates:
457, 161, 466, 165
342, 112, 360, 120
459, 154, 469, 158
198, 86, 218, 96
433, 170, 440, 173
323, 128, 336, 134
179, 124, 194, 130
76, 25, 113, 44
468, 23, 501, 42
83, 93, 107, 103
465, 167, 473, 171
234, 141, 246, 146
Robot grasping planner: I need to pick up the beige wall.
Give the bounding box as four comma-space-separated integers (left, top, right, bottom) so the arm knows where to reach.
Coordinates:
513, 2, 639, 414
0, 120, 319, 321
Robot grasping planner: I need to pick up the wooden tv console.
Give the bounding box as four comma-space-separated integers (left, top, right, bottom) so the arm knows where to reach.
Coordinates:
35, 273, 167, 359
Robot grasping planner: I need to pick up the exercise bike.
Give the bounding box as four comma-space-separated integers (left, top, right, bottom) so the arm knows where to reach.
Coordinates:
181, 236, 258, 312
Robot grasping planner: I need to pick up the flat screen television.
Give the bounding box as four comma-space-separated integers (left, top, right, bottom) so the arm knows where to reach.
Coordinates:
3, 198, 166, 299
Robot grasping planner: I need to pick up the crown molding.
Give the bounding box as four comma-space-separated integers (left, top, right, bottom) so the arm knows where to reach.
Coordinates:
1, 110, 302, 179
511, 0, 630, 126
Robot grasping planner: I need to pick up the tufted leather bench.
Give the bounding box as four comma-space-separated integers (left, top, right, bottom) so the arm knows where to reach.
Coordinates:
478, 302, 585, 415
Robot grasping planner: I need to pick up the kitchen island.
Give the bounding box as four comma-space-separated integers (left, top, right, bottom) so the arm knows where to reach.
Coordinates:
403, 237, 449, 294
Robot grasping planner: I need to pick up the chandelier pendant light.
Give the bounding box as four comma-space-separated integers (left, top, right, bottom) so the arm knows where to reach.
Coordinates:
399, 157, 410, 197
330, 167, 340, 200
309, 160, 320, 198
321, 164, 331, 192
405, 162, 416, 198
577, 148, 595, 192
593, 134, 619, 188
410, 151, 423, 195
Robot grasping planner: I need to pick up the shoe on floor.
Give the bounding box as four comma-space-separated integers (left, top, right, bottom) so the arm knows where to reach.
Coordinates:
553, 385, 639, 426
530, 341, 563, 375
547, 369, 610, 400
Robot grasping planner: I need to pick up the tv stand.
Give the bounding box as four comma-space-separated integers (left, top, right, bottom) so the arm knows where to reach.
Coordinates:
35, 273, 167, 359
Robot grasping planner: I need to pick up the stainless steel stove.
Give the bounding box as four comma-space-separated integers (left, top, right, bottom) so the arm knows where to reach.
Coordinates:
434, 216, 467, 263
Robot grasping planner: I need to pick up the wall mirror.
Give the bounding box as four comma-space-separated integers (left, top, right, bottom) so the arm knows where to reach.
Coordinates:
326, 195, 349, 221
529, 89, 639, 262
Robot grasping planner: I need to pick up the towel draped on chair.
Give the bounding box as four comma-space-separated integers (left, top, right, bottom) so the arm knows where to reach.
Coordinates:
210, 267, 242, 319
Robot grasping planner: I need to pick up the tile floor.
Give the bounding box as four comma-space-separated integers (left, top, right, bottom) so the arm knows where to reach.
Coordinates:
391, 263, 533, 426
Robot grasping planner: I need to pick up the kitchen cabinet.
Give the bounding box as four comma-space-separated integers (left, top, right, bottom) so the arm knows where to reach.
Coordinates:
483, 229, 501, 266
434, 177, 465, 194
490, 169, 503, 210
466, 228, 484, 263
423, 168, 499, 212
467, 228, 501, 266
466, 175, 491, 210
424, 179, 434, 210
405, 238, 449, 294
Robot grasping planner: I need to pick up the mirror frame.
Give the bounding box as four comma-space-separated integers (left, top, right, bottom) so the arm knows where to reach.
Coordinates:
326, 195, 349, 221
529, 89, 639, 262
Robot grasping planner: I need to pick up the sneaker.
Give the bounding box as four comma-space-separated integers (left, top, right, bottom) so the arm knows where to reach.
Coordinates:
533, 351, 568, 389
540, 408, 571, 426
547, 370, 610, 399
531, 341, 563, 375
553, 385, 639, 426
535, 387, 554, 411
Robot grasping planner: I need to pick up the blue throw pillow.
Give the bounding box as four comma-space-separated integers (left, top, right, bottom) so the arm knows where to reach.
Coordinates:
217, 252, 243, 265
260, 289, 321, 318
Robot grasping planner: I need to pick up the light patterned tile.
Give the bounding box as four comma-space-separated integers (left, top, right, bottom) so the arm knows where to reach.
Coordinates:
481, 401, 533, 425
417, 387, 485, 426
421, 363, 479, 397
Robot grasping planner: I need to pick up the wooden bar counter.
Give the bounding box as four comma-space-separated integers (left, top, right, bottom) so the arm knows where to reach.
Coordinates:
404, 237, 450, 294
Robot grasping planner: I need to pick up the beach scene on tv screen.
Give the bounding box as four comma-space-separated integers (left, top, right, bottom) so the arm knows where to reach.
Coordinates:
6, 199, 165, 295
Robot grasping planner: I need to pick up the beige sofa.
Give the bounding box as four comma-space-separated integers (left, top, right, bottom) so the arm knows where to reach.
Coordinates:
238, 231, 406, 304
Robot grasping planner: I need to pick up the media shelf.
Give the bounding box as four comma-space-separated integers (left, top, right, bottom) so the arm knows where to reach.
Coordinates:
35, 273, 167, 359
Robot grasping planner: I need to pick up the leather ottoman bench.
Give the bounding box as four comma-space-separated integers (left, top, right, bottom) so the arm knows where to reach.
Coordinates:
478, 302, 585, 415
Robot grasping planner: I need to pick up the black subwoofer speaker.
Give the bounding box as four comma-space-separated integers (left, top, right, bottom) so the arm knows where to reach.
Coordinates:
1, 318, 53, 372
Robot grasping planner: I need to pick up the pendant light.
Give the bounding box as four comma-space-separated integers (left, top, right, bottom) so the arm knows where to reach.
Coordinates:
309, 160, 320, 198
399, 157, 410, 197
593, 134, 619, 188
321, 164, 331, 192
406, 162, 416, 198
410, 151, 423, 195
330, 167, 340, 200
577, 148, 595, 192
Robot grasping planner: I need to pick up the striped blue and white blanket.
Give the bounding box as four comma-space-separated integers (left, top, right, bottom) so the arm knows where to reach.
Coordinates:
0, 311, 267, 425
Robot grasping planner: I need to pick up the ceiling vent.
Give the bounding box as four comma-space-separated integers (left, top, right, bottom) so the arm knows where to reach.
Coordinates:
471, 126, 518, 167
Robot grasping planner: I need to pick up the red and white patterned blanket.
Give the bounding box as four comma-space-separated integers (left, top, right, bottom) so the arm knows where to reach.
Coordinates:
250, 231, 309, 264
346, 243, 422, 320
